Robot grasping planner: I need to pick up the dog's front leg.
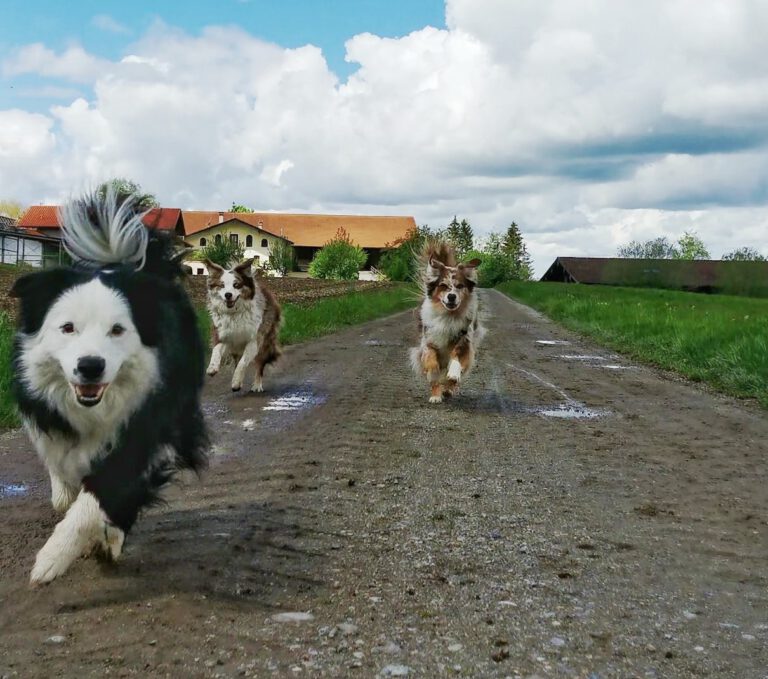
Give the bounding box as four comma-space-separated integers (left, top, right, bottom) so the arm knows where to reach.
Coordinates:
30, 490, 119, 585
231, 340, 260, 391
49, 470, 78, 513
207, 342, 229, 376
445, 335, 472, 396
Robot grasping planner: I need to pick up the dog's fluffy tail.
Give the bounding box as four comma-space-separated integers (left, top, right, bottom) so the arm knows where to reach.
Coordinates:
414, 237, 456, 293
59, 185, 150, 271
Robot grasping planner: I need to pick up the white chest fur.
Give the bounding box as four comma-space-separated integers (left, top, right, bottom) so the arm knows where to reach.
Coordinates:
209, 292, 266, 353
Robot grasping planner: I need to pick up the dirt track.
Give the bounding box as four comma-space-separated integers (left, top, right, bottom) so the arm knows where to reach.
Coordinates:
1, 290, 766, 678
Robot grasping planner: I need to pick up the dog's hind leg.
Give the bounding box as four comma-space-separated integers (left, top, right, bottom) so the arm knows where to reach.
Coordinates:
250, 359, 264, 393
421, 344, 444, 403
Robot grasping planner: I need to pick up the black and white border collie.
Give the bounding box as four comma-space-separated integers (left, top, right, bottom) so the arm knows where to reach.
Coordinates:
205, 259, 282, 393
11, 188, 208, 584
410, 240, 485, 403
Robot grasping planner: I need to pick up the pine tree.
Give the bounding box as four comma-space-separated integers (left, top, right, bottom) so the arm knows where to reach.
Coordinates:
457, 219, 474, 257
446, 216, 462, 253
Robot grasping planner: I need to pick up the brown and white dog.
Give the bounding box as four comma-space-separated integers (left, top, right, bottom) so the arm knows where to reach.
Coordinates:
410, 241, 484, 403
205, 259, 282, 392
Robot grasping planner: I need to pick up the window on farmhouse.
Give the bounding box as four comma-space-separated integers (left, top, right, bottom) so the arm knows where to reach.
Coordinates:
246, 235, 253, 247
215, 234, 222, 244
199, 237, 207, 246
261, 238, 268, 248
230, 233, 239, 245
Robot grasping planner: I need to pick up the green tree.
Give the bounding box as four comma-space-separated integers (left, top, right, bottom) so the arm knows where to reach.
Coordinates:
97, 178, 159, 209
618, 237, 679, 259
722, 246, 766, 261
268, 239, 297, 275
445, 217, 474, 258
378, 225, 440, 282
675, 231, 710, 260
0, 200, 24, 219
231, 203, 254, 213
501, 222, 533, 279
308, 228, 367, 280
201, 232, 245, 267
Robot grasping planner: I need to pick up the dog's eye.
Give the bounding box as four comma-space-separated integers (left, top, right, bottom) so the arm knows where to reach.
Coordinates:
456, 284, 465, 290
233, 282, 242, 289
438, 283, 449, 290
61, 322, 74, 334
109, 324, 125, 337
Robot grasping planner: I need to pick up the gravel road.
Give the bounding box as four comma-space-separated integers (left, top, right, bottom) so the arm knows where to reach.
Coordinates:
1, 290, 766, 678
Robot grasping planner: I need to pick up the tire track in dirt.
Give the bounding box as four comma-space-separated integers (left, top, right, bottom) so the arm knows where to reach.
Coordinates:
0, 290, 766, 678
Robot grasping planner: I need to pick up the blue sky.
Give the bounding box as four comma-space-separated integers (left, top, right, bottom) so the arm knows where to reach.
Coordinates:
1, 0, 766, 273
0, 0, 445, 111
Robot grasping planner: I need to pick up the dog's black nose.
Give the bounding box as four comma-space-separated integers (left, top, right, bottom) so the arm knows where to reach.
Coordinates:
447, 293, 457, 303
224, 292, 233, 300
76, 356, 105, 382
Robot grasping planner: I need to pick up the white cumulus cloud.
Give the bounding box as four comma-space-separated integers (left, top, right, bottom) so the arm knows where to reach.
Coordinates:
1, 1, 767, 273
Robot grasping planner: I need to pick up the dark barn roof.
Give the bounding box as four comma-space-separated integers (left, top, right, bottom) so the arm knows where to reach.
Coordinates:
541, 257, 768, 297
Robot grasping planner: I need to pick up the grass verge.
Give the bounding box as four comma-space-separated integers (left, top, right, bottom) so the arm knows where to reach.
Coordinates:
498, 281, 768, 407
0, 313, 17, 428
196, 284, 416, 349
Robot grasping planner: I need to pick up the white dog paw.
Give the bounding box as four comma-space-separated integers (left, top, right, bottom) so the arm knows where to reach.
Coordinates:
446, 359, 462, 382
206, 367, 219, 377
250, 380, 263, 393
30, 540, 78, 585
429, 395, 443, 404
96, 523, 125, 561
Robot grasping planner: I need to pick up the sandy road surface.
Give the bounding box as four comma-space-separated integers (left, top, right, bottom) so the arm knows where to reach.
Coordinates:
1, 290, 766, 678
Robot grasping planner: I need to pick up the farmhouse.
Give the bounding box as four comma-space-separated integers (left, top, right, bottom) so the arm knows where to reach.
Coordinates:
15, 204, 416, 275
182, 211, 416, 272
542, 256, 768, 297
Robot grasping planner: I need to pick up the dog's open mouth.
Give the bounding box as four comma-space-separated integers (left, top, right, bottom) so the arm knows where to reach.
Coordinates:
72, 383, 107, 407
443, 301, 459, 310
225, 299, 237, 309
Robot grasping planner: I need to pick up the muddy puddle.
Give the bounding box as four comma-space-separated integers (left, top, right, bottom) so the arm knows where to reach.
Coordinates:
0, 482, 29, 499
450, 391, 609, 420
262, 389, 327, 412
363, 339, 404, 347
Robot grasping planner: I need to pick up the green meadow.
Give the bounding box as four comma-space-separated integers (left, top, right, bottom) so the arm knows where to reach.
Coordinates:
499, 281, 768, 407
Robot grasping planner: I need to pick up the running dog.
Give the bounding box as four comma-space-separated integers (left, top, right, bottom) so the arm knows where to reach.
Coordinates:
410, 240, 484, 403
11, 187, 208, 584
205, 259, 282, 392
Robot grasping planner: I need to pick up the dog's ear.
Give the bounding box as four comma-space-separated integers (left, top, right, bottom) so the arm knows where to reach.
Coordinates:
234, 258, 255, 277
204, 259, 224, 277
10, 269, 89, 334
462, 258, 481, 269
427, 256, 445, 281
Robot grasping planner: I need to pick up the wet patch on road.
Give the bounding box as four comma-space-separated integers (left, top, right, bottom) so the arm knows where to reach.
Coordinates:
262, 389, 327, 412
0, 482, 30, 499
363, 338, 404, 347
536, 339, 571, 346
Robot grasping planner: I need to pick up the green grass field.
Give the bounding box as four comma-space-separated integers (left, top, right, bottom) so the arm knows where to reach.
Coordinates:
196, 284, 416, 347
499, 281, 768, 407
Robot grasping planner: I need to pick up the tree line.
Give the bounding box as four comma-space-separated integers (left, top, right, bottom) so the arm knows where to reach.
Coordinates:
617, 231, 765, 261
379, 217, 534, 286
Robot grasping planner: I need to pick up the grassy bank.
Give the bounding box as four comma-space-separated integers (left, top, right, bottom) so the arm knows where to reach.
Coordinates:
197, 284, 416, 348
499, 281, 768, 407
0, 313, 16, 428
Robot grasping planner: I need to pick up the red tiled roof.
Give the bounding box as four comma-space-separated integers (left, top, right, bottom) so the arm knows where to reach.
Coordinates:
182, 211, 416, 249
18, 206, 59, 228
17, 205, 181, 232
142, 208, 181, 231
